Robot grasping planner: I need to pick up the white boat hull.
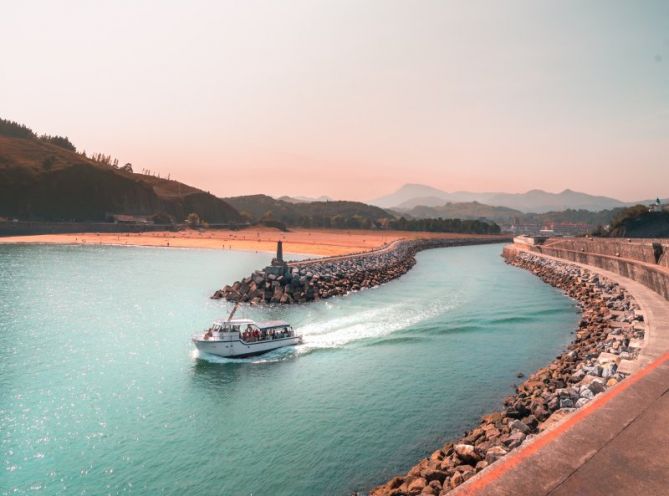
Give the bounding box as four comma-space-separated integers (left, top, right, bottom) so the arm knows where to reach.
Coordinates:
193, 336, 302, 358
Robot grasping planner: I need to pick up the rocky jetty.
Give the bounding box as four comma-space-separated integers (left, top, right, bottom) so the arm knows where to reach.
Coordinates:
212, 238, 503, 304
366, 250, 645, 496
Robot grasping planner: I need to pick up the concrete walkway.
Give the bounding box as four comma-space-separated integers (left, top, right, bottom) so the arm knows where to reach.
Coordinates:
452, 249, 669, 496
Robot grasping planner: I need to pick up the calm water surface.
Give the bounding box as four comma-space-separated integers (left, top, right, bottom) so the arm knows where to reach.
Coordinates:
0, 243, 579, 495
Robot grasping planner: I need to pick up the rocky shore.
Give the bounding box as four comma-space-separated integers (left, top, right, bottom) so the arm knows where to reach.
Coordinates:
366, 249, 645, 496
212, 238, 504, 304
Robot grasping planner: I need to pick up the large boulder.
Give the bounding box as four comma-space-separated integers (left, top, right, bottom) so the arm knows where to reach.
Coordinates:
453, 444, 482, 464
485, 446, 508, 463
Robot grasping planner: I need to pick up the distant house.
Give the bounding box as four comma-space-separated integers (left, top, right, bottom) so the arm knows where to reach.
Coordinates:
543, 222, 594, 236
514, 235, 548, 246
649, 198, 665, 213
508, 223, 541, 235
107, 214, 154, 225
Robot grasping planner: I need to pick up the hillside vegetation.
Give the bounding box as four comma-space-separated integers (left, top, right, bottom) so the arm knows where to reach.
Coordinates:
599, 205, 669, 238
224, 194, 501, 234
224, 194, 393, 228
0, 118, 241, 223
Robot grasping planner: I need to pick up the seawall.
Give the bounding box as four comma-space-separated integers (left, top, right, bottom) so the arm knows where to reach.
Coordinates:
211, 237, 509, 304
519, 237, 669, 299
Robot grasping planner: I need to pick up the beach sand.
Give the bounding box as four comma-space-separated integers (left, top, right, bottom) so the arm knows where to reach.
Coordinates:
0, 228, 505, 257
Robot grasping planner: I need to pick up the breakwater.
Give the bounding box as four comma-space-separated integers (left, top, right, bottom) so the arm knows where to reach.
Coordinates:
368, 249, 645, 496
211, 237, 507, 304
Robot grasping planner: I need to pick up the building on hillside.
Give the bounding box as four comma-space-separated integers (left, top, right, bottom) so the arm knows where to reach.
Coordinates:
649, 198, 665, 213
107, 214, 154, 225
503, 222, 593, 237
505, 223, 541, 236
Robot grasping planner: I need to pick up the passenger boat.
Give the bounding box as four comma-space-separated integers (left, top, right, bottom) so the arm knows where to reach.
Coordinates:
192, 317, 302, 358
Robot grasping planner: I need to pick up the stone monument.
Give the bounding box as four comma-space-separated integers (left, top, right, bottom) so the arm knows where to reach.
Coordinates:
266, 240, 288, 275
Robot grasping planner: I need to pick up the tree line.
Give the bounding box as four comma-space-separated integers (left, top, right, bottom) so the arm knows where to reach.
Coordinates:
249, 211, 499, 234
389, 216, 501, 234
1, 117, 76, 152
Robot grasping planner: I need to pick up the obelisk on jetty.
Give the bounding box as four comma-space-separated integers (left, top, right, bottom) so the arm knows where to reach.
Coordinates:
266, 240, 287, 275
273, 240, 284, 266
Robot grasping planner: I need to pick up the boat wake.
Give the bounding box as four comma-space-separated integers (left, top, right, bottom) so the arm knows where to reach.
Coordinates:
296, 294, 463, 352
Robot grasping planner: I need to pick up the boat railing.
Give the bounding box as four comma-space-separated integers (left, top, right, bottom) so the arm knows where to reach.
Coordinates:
240, 328, 294, 344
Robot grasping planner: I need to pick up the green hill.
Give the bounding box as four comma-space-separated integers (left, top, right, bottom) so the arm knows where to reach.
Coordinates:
223, 194, 393, 228
0, 118, 241, 223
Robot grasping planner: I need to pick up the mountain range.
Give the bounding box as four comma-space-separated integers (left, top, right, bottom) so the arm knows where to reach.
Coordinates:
371, 183, 656, 213
3, 117, 663, 231
278, 195, 334, 203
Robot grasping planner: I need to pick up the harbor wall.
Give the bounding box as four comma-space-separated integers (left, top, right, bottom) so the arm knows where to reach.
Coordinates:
520, 238, 669, 300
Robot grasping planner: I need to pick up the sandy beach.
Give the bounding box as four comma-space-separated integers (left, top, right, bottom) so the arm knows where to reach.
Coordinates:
0, 227, 505, 257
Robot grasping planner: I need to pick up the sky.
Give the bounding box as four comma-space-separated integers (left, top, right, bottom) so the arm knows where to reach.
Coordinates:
1, 0, 667, 201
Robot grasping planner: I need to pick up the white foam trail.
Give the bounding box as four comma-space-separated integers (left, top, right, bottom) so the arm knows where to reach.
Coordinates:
297, 294, 463, 350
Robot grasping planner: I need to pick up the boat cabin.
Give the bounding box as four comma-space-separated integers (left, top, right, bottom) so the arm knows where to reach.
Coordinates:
203, 319, 295, 343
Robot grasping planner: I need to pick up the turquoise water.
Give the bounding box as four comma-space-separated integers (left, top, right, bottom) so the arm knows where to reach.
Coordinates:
0, 243, 579, 495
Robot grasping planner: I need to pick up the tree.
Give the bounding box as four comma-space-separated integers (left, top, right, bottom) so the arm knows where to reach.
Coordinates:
42, 156, 56, 170
120, 163, 133, 172
0, 118, 35, 138
39, 134, 76, 152
186, 212, 201, 227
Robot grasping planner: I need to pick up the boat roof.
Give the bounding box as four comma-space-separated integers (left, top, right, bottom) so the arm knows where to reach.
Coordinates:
256, 320, 290, 330
212, 319, 290, 330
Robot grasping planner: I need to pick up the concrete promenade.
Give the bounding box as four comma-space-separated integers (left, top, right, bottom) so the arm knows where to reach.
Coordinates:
453, 249, 669, 496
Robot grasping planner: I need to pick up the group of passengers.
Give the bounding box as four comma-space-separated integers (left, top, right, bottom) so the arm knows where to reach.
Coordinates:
241, 326, 293, 342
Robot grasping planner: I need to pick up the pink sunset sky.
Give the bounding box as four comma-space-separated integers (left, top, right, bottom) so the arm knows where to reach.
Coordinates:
2, 1, 667, 201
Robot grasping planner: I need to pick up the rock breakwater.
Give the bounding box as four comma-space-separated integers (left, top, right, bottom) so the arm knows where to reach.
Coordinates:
367, 249, 645, 496
212, 238, 503, 304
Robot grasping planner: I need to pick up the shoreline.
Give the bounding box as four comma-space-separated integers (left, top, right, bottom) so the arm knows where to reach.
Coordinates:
0, 228, 507, 258
367, 247, 646, 496
0, 239, 281, 256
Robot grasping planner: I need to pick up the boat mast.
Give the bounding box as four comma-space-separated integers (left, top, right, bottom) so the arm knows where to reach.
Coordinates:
227, 301, 240, 321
